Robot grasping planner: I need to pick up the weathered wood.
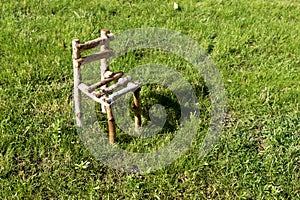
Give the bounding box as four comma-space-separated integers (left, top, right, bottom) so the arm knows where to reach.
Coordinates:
133, 88, 142, 131
72, 39, 83, 127
78, 83, 102, 104
103, 70, 114, 79
100, 29, 111, 80
87, 72, 123, 92
77, 50, 114, 65
107, 82, 141, 103
106, 104, 115, 144
101, 30, 116, 140
76, 36, 114, 52
100, 29, 112, 113
94, 76, 132, 98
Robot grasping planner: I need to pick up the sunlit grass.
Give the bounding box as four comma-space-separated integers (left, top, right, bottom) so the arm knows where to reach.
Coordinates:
0, 0, 299, 198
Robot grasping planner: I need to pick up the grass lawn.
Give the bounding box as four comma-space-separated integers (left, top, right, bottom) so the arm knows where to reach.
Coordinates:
0, 0, 299, 199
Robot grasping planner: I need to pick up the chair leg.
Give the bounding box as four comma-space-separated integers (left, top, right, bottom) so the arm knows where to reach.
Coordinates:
133, 88, 142, 131
74, 86, 82, 127
72, 39, 82, 127
106, 104, 115, 144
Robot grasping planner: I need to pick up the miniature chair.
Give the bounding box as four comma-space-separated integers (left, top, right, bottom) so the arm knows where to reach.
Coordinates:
72, 29, 141, 144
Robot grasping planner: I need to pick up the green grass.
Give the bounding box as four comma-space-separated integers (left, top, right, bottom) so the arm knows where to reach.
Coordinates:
0, 0, 299, 199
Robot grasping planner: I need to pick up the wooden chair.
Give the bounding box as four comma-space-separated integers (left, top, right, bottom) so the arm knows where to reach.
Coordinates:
72, 29, 141, 143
